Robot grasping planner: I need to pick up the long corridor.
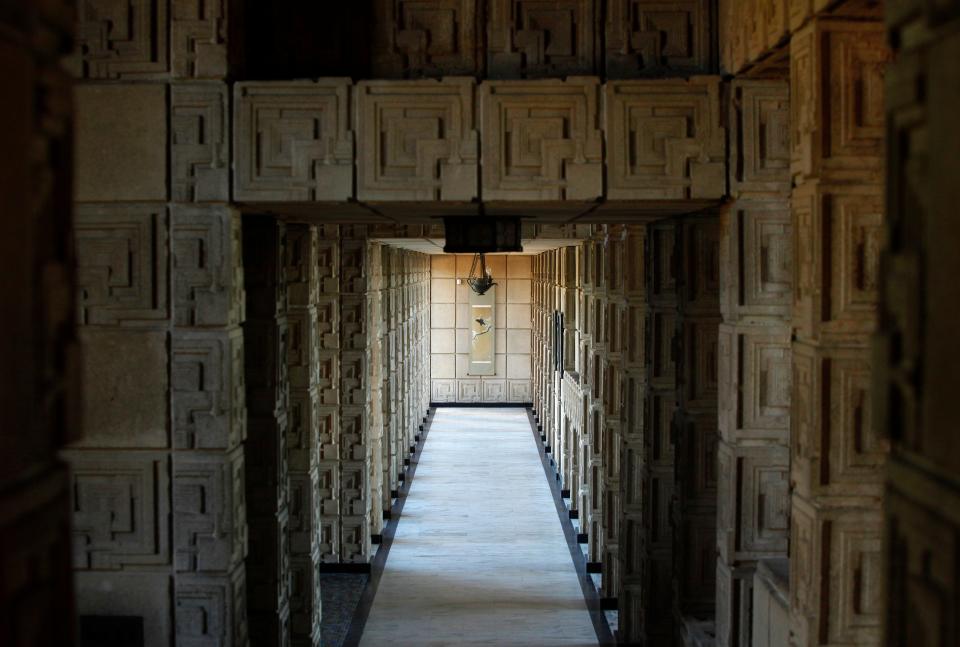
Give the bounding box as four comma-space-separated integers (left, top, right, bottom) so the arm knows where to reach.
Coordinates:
359, 408, 598, 647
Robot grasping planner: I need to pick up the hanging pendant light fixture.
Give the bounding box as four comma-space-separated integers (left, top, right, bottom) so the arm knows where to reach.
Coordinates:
467, 253, 497, 295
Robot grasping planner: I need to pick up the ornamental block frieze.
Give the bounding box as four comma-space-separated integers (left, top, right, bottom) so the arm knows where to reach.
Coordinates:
717, 323, 790, 443
172, 206, 243, 327
357, 78, 478, 201
480, 78, 602, 200
792, 183, 882, 344
173, 447, 247, 573
605, 78, 724, 200
791, 342, 887, 502
372, 0, 479, 77
235, 81, 354, 202
716, 441, 789, 564
175, 569, 248, 647
719, 201, 792, 321
172, 329, 246, 450
172, 83, 229, 202
73, 0, 168, 79
790, 19, 889, 184
171, 0, 228, 79
606, 0, 713, 77
285, 224, 320, 308
75, 204, 169, 326
729, 80, 790, 199
67, 451, 171, 569
487, 0, 598, 78
790, 497, 882, 647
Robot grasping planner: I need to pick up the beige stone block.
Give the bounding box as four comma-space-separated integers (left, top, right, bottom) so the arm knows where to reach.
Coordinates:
234, 81, 353, 201
506, 303, 531, 328
75, 572, 171, 647
72, 0, 169, 79
75, 204, 170, 326
507, 279, 531, 304
76, 329, 169, 448
605, 78, 725, 200
171, 83, 229, 202
494, 283, 506, 304
431, 303, 456, 328
507, 380, 532, 402
480, 79, 602, 200
457, 380, 482, 403
431, 278, 456, 303
482, 379, 506, 402
455, 303, 471, 329
495, 305, 507, 329
506, 328, 531, 354
792, 183, 882, 344
372, 0, 479, 77
484, 255, 507, 280
495, 328, 506, 352
171, 0, 229, 79
431, 328, 456, 354
790, 19, 889, 184
507, 354, 531, 379
455, 282, 470, 304
431, 354, 455, 379
729, 80, 791, 200
488, 0, 598, 78
431, 255, 456, 278
606, 0, 712, 77
75, 84, 168, 202
431, 379, 456, 403
506, 255, 532, 279
456, 354, 470, 379
455, 329, 471, 354
357, 78, 478, 201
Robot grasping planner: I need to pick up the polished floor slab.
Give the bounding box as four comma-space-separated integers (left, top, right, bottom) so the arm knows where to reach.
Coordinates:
359, 407, 598, 647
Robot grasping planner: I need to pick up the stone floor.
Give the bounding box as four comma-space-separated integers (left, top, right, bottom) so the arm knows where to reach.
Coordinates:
321, 573, 368, 647
359, 407, 598, 647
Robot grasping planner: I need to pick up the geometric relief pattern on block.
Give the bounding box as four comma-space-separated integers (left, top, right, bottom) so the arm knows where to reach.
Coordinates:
373, 0, 478, 78
431, 379, 456, 402
68, 452, 171, 569
717, 441, 789, 563
171, 84, 230, 202
480, 79, 602, 200
791, 344, 886, 500
172, 329, 246, 450
606, 78, 725, 200
730, 80, 790, 198
722, 204, 792, 319
172, 206, 244, 327
74, 0, 169, 79
235, 81, 354, 201
357, 79, 478, 201
605, 0, 712, 77
886, 485, 959, 647
75, 205, 169, 326
507, 380, 532, 402
171, 0, 228, 78
718, 324, 791, 443
175, 570, 247, 647
487, 0, 598, 78
792, 186, 882, 343
790, 499, 882, 646
790, 20, 889, 183
174, 447, 247, 573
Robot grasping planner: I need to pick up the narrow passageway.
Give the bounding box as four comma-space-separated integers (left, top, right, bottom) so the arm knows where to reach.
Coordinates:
359, 407, 598, 647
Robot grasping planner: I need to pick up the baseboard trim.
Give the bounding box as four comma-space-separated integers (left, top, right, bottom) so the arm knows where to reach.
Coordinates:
430, 402, 532, 408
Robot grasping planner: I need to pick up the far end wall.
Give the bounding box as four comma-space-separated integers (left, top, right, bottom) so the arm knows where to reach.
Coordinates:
430, 255, 532, 403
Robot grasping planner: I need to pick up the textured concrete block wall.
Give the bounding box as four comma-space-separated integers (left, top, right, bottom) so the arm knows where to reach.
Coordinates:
880, 4, 960, 645
430, 254, 532, 404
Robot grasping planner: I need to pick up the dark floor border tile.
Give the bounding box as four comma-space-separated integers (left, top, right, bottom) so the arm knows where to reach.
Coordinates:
341, 408, 435, 647
430, 402, 532, 408
526, 408, 616, 646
